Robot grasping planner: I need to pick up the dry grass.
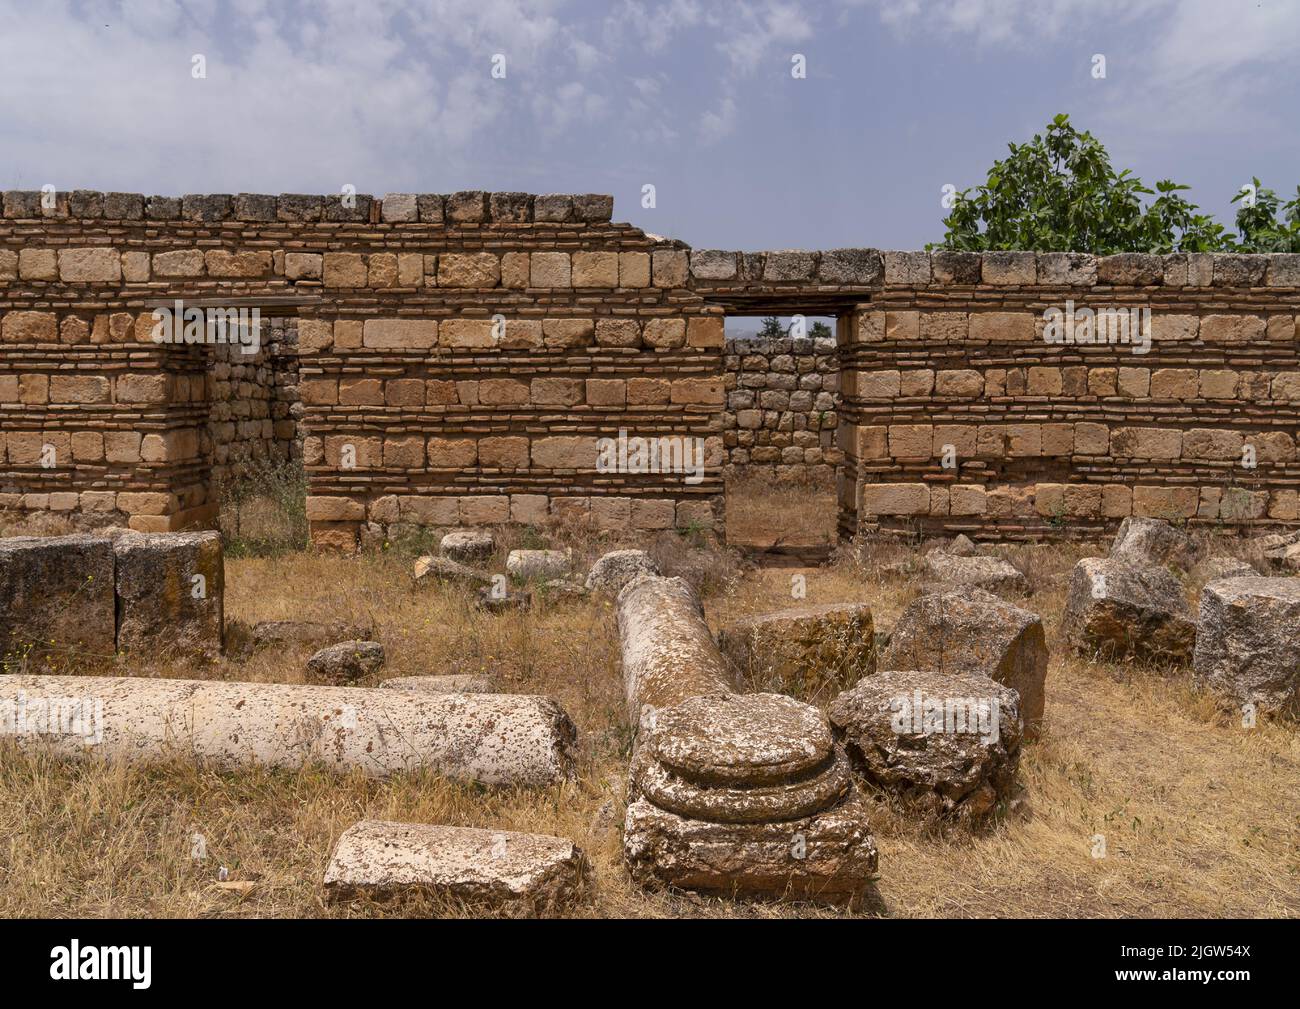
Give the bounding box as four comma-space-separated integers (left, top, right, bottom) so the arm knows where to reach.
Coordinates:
0, 483, 1296, 918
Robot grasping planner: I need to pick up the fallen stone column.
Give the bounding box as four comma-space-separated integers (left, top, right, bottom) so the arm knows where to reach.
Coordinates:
0, 674, 577, 786
324, 820, 587, 916
616, 574, 737, 726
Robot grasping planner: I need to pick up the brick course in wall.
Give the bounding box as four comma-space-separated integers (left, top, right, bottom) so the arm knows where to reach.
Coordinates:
3, 195, 1299, 543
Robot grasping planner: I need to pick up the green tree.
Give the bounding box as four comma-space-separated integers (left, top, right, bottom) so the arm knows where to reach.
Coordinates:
934, 114, 1233, 253
809, 320, 833, 340
1232, 178, 1300, 252
758, 316, 786, 339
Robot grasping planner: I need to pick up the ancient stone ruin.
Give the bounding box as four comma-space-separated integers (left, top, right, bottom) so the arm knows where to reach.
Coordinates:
3, 191, 1299, 546
3, 188, 1299, 917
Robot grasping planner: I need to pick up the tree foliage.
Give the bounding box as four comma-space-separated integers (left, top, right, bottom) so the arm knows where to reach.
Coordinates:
934, 114, 1299, 254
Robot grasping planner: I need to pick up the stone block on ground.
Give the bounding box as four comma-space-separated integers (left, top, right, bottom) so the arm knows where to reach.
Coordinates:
585, 549, 659, 594
475, 587, 531, 613
440, 530, 495, 564
882, 588, 1048, 740
306, 640, 385, 683
1193, 555, 1257, 584
506, 548, 571, 580
623, 792, 878, 903
224, 619, 374, 659
829, 668, 1022, 825
922, 553, 1030, 596
413, 554, 494, 588
113, 531, 224, 659
1109, 516, 1196, 571
324, 819, 587, 916
1062, 557, 1196, 663
0, 535, 116, 670
717, 602, 876, 700
1193, 577, 1300, 718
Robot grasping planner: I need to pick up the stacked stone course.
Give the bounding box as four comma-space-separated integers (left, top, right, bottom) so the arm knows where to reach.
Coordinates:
0, 191, 724, 545
722, 335, 839, 481
4, 192, 1299, 541
831, 249, 1300, 540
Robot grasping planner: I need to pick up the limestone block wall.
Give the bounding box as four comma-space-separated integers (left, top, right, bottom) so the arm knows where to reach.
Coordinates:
207, 317, 301, 488
0, 191, 725, 544
5, 190, 1299, 544
722, 335, 839, 481
835, 250, 1300, 540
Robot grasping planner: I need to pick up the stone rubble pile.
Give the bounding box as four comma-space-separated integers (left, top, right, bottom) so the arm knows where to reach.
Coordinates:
882, 588, 1047, 739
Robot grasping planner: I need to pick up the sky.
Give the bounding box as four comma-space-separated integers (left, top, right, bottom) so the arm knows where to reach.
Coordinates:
0, 0, 1296, 251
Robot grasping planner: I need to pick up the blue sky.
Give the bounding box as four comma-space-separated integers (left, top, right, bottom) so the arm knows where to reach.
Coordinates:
0, 0, 1296, 250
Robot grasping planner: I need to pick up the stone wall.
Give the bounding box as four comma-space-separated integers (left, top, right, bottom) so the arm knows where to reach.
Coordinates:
207, 316, 301, 488
834, 250, 1300, 540
4, 191, 1298, 544
0, 191, 728, 546
722, 335, 839, 481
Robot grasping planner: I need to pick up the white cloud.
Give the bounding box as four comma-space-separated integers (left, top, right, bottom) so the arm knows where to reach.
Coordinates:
700, 95, 737, 141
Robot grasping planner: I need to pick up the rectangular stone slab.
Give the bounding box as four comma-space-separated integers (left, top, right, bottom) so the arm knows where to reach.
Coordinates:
0, 674, 577, 785
0, 535, 115, 670
113, 531, 224, 659
324, 819, 586, 915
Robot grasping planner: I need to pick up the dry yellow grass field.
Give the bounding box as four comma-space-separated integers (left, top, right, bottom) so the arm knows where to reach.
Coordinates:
0, 478, 1296, 918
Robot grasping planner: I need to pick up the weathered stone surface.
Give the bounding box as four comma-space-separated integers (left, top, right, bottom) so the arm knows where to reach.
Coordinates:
324, 819, 586, 914
224, 619, 373, 658
113, 531, 223, 660
947, 533, 977, 556
829, 668, 1022, 824
475, 587, 531, 613
440, 530, 494, 564
1193, 578, 1300, 718
617, 575, 737, 724
306, 640, 385, 684
381, 674, 494, 694
718, 603, 875, 699
623, 792, 878, 902
923, 553, 1030, 596
413, 554, 494, 588
819, 248, 883, 285
630, 742, 851, 823
882, 588, 1047, 740
646, 692, 833, 786
1110, 516, 1196, 571
0, 675, 578, 784
584, 548, 659, 594
506, 548, 570, 580
1193, 555, 1257, 584
1062, 557, 1196, 663
0, 535, 116, 670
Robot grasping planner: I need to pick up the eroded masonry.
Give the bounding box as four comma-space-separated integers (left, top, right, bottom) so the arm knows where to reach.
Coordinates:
2, 190, 1299, 544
